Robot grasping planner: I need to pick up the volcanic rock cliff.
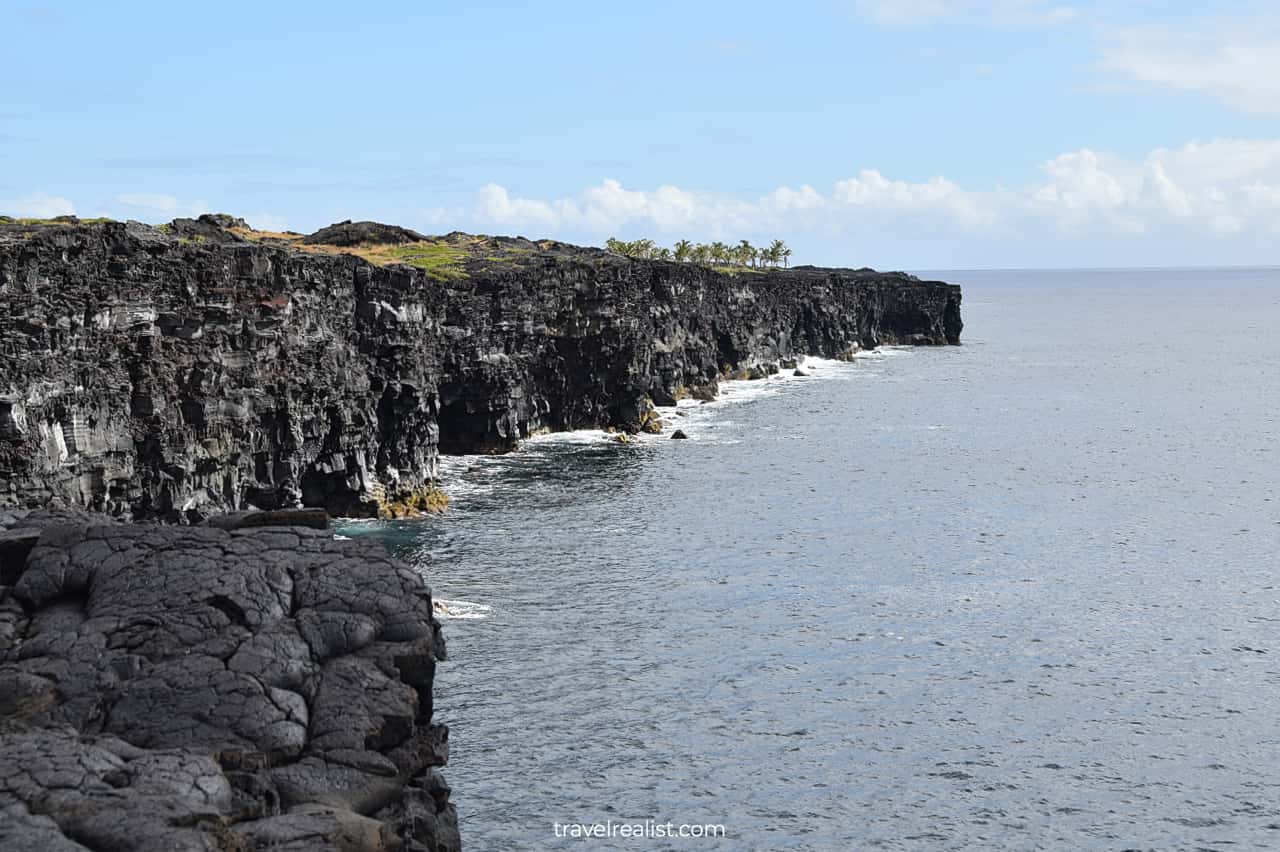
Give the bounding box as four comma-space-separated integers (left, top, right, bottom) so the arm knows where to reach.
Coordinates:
0, 216, 962, 521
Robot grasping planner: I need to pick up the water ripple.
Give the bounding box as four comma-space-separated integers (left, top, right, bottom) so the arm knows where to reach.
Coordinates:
342, 269, 1280, 850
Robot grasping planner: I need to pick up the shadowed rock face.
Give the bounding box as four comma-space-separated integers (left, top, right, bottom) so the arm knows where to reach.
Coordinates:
0, 509, 459, 852
0, 218, 962, 520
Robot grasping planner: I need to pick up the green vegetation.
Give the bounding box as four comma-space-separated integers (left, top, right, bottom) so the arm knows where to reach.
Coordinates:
305, 239, 470, 280
606, 236, 792, 269
379, 242, 469, 280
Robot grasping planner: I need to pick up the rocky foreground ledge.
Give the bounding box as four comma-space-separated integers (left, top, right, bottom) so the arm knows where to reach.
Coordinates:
0, 509, 459, 851
0, 215, 962, 520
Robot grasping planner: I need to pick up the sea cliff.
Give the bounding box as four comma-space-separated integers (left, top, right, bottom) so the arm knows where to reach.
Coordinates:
0, 216, 961, 521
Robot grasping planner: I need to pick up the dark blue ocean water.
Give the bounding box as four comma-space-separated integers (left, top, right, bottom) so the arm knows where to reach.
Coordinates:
341, 268, 1280, 850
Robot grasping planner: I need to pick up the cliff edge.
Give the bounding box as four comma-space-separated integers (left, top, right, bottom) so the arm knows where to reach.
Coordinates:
0, 215, 962, 520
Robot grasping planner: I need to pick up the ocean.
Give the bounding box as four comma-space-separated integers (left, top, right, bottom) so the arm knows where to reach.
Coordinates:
340, 267, 1280, 850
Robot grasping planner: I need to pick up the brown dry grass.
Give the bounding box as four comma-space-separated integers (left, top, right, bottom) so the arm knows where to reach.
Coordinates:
229, 227, 304, 242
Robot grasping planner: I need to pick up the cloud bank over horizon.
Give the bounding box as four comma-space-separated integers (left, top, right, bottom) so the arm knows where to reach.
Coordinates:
11, 136, 1280, 269
415, 137, 1280, 267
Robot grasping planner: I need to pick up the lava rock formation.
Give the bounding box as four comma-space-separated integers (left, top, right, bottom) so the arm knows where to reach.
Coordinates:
0, 216, 962, 520
0, 508, 458, 851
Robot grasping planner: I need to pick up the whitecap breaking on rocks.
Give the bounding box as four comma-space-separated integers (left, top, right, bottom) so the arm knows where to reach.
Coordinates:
433, 599, 494, 620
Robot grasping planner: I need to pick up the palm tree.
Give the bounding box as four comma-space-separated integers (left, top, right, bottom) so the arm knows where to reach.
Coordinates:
768, 239, 786, 268
608, 237, 789, 267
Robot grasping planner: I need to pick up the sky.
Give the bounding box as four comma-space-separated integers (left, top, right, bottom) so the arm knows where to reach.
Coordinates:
3, 0, 1280, 269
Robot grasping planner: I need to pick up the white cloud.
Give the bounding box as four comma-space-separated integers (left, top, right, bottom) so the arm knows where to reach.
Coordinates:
1147, 138, 1280, 186
767, 184, 826, 212
1031, 149, 1140, 234
449, 138, 1280, 254
834, 169, 993, 225
852, 0, 1076, 29
0, 191, 76, 218
466, 173, 991, 240
1140, 139, 1280, 234
476, 183, 561, 228
854, 8, 1280, 117
1149, 163, 1193, 219
476, 179, 759, 235
1035, 149, 1129, 210
1099, 20, 1280, 114
1029, 139, 1280, 235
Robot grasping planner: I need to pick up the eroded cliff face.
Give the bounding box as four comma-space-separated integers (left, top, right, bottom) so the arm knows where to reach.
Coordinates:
0, 217, 962, 521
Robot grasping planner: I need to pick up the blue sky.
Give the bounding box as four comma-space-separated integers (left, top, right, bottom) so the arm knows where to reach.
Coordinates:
3, 0, 1279, 268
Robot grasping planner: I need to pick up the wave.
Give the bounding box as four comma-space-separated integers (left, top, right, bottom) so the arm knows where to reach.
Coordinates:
433, 598, 493, 620
342, 348, 908, 506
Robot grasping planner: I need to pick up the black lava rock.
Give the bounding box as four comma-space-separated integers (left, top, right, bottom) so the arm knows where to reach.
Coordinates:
0, 218, 962, 520
0, 510, 459, 851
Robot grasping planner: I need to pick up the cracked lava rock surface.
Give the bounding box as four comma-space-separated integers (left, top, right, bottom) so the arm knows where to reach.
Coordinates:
0, 509, 459, 852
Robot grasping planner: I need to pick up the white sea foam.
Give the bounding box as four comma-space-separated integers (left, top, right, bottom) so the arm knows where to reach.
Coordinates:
523, 428, 612, 445
433, 598, 493, 620
427, 348, 906, 471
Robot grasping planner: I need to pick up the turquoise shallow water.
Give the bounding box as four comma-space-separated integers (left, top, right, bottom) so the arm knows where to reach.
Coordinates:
341, 268, 1280, 850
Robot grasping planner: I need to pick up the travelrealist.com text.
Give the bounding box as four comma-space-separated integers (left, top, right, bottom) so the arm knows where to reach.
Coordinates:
553, 820, 728, 840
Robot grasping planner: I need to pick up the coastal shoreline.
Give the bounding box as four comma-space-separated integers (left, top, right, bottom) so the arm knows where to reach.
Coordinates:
0, 215, 961, 523
0, 215, 962, 850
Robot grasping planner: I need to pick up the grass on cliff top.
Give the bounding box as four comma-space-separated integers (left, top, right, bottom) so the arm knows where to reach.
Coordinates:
366, 242, 470, 280
303, 240, 471, 281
